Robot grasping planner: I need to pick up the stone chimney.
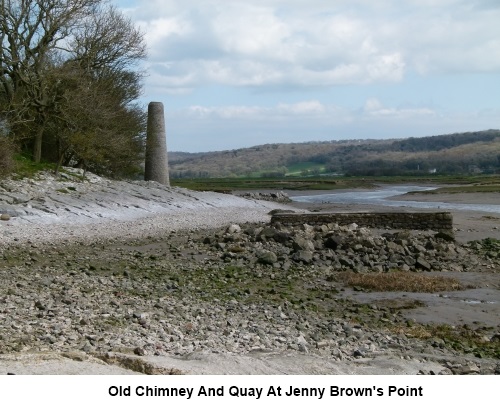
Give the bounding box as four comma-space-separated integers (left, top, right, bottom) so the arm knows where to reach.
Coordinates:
144, 101, 170, 186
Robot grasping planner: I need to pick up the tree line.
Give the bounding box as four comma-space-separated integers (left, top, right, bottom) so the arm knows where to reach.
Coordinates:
168, 130, 500, 178
1, 0, 146, 177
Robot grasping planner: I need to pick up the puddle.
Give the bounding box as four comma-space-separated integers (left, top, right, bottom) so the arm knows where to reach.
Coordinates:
461, 299, 498, 305
339, 272, 500, 327
436, 295, 498, 305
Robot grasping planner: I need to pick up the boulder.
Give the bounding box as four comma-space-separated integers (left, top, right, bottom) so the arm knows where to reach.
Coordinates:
416, 257, 432, 271
324, 235, 342, 250
272, 231, 291, 245
292, 250, 313, 264
226, 224, 241, 234
257, 227, 278, 241
292, 237, 315, 252
257, 250, 278, 265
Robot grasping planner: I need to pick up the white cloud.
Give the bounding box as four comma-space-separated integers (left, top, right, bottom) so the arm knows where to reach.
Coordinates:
185, 101, 330, 120
364, 98, 384, 112
166, 99, 498, 151
182, 99, 436, 123
363, 98, 436, 120
277, 100, 326, 115
117, 0, 500, 152
124, 0, 500, 92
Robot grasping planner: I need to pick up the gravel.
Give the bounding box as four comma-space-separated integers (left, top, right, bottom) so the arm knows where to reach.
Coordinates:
0, 170, 498, 375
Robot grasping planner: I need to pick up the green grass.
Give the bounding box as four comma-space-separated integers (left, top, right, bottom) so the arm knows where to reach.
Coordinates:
172, 174, 500, 192
171, 176, 373, 192
408, 184, 500, 194
11, 154, 56, 179
392, 323, 500, 359
285, 161, 326, 176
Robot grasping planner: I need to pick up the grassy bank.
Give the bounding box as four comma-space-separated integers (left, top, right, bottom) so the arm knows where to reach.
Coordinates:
172, 174, 500, 192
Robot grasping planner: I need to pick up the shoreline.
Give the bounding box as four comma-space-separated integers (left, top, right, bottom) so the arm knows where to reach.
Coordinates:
1, 176, 499, 375
283, 188, 500, 243
0, 172, 290, 247
2, 174, 498, 247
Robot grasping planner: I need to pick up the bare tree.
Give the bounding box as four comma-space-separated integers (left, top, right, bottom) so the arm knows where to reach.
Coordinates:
52, 4, 147, 176
70, 5, 146, 74
0, 0, 103, 161
0, 0, 146, 170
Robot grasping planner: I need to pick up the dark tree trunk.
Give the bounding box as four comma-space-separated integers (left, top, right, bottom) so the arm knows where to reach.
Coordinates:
33, 126, 44, 163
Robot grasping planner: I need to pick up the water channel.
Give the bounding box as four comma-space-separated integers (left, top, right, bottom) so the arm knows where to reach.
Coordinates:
290, 185, 500, 214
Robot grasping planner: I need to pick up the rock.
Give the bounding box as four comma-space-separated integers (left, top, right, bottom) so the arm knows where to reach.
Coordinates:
324, 235, 342, 250
302, 224, 314, 233
0, 205, 494, 374
455, 364, 480, 375
292, 237, 315, 252
241, 191, 291, 203
387, 241, 404, 254
416, 257, 432, 271
339, 257, 354, 268
268, 209, 295, 215
203, 236, 214, 244
258, 227, 278, 241
293, 250, 313, 264
435, 232, 455, 242
257, 250, 278, 265
134, 347, 146, 356
0, 214, 10, 221
271, 231, 291, 245
227, 224, 241, 234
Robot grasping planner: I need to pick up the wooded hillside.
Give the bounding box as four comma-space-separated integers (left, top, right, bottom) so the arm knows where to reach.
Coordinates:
169, 130, 500, 178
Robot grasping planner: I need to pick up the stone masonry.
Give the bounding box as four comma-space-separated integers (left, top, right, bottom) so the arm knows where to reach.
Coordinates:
271, 212, 453, 232
145, 102, 170, 186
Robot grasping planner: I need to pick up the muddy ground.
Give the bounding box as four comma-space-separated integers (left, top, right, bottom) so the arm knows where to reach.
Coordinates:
286, 190, 500, 333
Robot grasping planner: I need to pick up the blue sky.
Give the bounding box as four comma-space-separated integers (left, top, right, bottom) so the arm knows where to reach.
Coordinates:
115, 0, 500, 152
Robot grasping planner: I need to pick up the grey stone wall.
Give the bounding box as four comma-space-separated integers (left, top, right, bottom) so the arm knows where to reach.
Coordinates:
271, 212, 453, 232
145, 102, 170, 186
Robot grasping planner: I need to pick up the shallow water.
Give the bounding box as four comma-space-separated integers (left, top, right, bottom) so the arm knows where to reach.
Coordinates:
291, 185, 500, 214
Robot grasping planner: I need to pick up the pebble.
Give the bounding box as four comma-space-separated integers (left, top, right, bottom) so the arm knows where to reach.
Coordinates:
0, 171, 497, 375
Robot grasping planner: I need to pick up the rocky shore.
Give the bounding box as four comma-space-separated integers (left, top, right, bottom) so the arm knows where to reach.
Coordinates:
0, 169, 287, 246
0, 171, 499, 374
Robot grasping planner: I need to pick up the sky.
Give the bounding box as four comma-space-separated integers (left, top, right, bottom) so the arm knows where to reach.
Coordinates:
115, 0, 500, 152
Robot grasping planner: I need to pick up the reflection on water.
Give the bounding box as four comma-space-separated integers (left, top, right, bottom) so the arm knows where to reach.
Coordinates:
291, 185, 500, 214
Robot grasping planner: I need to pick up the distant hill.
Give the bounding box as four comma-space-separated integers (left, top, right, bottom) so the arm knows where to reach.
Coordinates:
168, 130, 500, 178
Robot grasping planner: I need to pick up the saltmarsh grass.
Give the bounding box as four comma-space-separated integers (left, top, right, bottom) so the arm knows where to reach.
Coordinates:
336, 271, 467, 293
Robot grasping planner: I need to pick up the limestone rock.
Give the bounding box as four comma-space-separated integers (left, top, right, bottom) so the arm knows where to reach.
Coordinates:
257, 250, 278, 265
292, 236, 315, 252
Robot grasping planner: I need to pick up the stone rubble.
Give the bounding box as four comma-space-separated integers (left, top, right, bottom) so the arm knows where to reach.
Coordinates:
0, 220, 498, 374
0, 170, 498, 374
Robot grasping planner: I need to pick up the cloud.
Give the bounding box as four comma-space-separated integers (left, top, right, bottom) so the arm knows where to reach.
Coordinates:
123, 0, 500, 93
118, 1, 500, 152
184, 100, 339, 121
183, 99, 436, 123
363, 98, 436, 118
165, 99, 499, 152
